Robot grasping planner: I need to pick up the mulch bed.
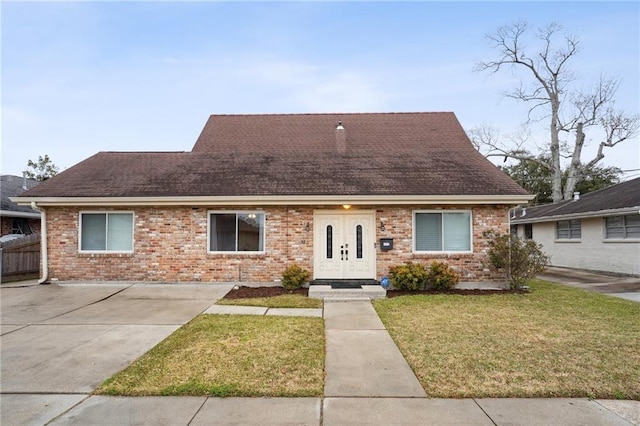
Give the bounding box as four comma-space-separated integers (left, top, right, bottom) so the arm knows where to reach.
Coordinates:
222, 286, 523, 299
223, 286, 308, 299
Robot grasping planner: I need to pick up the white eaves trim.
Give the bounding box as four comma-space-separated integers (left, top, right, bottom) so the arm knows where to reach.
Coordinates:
511, 206, 640, 225
12, 194, 534, 207
0, 209, 41, 219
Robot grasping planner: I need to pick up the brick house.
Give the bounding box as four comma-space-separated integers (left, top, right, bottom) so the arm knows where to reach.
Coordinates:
14, 112, 532, 284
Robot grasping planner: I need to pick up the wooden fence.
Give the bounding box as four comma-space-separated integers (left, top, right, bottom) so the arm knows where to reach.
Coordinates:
0, 234, 41, 283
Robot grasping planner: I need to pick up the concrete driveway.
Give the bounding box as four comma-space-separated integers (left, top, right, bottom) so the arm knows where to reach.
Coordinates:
0, 281, 232, 423
538, 267, 640, 302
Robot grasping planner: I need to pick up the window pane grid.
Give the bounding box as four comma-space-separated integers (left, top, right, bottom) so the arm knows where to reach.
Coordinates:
81, 213, 132, 252
606, 215, 640, 239
415, 212, 470, 252
210, 212, 265, 252
556, 220, 581, 239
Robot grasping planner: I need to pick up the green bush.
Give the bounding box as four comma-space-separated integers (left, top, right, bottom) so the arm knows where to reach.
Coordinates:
388, 262, 429, 291
281, 264, 310, 290
485, 231, 550, 290
427, 261, 460, 291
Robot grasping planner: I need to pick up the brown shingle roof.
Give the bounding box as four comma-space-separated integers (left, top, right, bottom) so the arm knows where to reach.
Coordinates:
511, 177, 640, 223
20, 112, 529, 198
193, 112, 471, 154
1, 175, 40, 213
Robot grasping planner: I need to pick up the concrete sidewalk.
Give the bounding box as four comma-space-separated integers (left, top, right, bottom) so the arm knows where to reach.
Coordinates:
2, 285, 639, 425
10, 395, 636, 425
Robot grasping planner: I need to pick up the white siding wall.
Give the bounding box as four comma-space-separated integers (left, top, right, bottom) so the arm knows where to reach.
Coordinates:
529, 218, 640, 275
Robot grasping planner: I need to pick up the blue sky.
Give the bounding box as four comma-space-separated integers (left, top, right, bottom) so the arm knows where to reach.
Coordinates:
2, 1, 639, 179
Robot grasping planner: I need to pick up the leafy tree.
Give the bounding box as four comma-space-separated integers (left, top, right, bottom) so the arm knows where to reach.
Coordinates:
474, 21, 639, 202
500, 155, 622, 204
25, 155, 59, 181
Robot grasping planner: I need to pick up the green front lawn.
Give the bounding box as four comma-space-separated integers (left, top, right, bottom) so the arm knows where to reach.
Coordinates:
373, 280, 640, 399
97, 280, 639, 399
96, 314, 324, 397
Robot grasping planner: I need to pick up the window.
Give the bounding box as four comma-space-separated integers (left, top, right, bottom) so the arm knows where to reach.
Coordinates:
414, 211, 471, 252
605, 215, 640, 239
524, 224, 533, 240
326, 225, 333, 259
12, 218, 32, 234
80, 212, 133, 252
209, 212, 265, 252
556, 219, 581, 239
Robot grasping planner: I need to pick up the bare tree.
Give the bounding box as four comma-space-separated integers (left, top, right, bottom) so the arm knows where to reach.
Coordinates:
474, 21, 639, 202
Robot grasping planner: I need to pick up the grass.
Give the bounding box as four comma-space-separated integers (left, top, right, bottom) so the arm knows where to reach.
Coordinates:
217, 294, 323, 309
373, 280, 640, 399
96, 314, 324, 397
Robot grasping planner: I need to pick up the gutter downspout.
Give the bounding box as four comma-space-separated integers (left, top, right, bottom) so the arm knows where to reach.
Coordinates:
31, 202, 48, 284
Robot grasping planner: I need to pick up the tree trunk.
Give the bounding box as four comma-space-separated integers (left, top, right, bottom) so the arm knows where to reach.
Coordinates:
563, 123, 586, 200
550, 105, 563, 203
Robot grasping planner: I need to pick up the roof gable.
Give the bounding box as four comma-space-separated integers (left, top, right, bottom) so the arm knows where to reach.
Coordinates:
192, 112, 468, 154
18, 112, 530, 201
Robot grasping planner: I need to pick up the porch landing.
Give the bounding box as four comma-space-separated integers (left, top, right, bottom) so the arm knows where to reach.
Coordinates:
308, 285, 386, 300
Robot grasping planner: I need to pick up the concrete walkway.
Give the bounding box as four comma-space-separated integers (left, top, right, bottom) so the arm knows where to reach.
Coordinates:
2, 283, 639, 425
539, 266, 640, 302
323, 299, 426, 398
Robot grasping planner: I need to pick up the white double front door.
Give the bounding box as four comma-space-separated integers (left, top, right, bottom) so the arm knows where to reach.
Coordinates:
313, 211, 376, 280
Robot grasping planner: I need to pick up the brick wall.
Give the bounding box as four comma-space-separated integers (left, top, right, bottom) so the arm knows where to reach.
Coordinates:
44, 204, 509, 283
375, 205, 509, 282
1, 217, 41, 236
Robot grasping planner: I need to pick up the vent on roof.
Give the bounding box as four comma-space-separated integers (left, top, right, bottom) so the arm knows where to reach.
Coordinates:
573, 192, 580, 201
336, 121, 346, 154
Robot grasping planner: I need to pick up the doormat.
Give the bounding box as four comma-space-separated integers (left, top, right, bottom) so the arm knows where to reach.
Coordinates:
330, 283, 363, 289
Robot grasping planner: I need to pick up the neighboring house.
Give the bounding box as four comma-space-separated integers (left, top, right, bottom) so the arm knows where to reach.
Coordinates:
1, 175, 41, 237
511, 177, 640, 276
13, 112, 531, 284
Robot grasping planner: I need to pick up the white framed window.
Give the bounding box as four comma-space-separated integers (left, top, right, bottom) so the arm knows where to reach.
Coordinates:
605, 215, 640, 239
556, 219, 581, 240
79, 212, 134, 252
208, 211, 265, 253
413, 211, 472, 252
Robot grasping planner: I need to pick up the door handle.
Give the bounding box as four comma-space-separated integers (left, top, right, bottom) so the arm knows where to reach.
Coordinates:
340, 245, 344, 261
345, 249, 348, 261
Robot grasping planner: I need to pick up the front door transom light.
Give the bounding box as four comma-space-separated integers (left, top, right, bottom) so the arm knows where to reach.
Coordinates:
342, 204, 351, 210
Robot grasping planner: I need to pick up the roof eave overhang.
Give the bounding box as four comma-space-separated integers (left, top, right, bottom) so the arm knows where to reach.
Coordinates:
0, 209, 41, 218
511, 206, 640, 224
13, 194, 534, 207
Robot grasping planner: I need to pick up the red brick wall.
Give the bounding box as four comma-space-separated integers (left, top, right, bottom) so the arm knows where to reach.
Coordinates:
375, 205, 509, 282
43, 204, 509, 283
1, 217, 41, 236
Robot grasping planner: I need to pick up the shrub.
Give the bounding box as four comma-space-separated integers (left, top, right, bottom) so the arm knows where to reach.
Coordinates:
485, 231, 550, 290
427, 261, 460, 291
388, 262, 429, 291
281, 264, 310, 290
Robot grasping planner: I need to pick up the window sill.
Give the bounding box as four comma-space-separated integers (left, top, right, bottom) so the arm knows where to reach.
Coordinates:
207, 252, 266, 256
602, 239, 640, 243
412, 251, 473, 256
554, 239, 581, 243
78, 251, 134, 256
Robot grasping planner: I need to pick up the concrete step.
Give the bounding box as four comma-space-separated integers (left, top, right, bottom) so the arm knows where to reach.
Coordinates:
308, 285, 386, 300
